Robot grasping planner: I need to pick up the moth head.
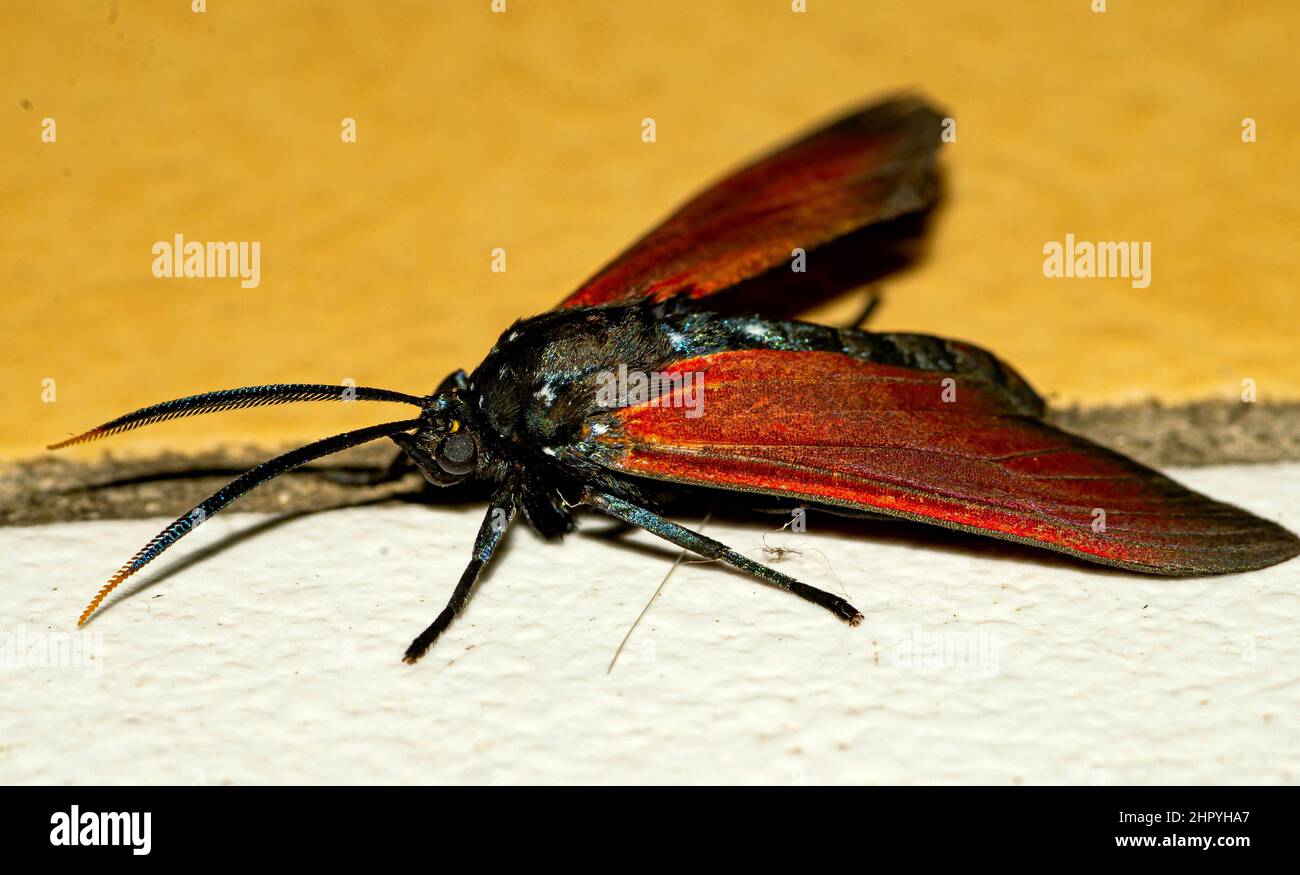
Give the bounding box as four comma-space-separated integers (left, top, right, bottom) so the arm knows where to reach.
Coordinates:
416, 392, 483, 483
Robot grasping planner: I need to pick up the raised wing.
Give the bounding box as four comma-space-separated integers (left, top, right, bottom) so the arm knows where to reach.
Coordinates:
578, 349, 1299, 575
558, 96, 943, 309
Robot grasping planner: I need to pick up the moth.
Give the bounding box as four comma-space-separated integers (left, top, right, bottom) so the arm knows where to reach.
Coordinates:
51, 96, 1299, 663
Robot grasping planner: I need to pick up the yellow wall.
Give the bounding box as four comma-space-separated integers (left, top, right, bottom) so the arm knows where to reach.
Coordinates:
5, 1, 1298, 459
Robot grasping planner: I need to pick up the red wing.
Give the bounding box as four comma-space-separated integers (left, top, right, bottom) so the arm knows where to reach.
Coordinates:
558, 96, 942, 309
583, 350, 1299, 575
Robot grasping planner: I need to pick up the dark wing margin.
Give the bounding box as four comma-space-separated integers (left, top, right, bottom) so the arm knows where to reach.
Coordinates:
558, 95, 944, 309
575, 349, 1299, 575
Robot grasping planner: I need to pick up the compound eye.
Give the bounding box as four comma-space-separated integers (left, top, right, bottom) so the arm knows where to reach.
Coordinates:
436, 431, 477, 476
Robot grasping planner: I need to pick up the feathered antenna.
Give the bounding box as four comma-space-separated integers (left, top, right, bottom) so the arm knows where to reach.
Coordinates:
48, 383, 426, 449
76, 417, 424, 626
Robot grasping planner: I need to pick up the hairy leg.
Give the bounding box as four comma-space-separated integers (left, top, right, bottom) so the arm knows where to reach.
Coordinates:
403, 487, 517, 663
582, 490, 862, 625
320, 447, 413, 486
846, 285, 882, 329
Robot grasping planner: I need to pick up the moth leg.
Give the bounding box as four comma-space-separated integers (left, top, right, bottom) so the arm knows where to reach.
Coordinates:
846, 285, 882, 329
435, 369, 470, 393
402, 489, 517, 664
319, 447, 412, 486
583, 490, 863, 626
385, 432, 468, 488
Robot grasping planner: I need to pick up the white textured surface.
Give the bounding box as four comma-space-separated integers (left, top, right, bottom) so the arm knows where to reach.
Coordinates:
3, 464, 1299, 785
